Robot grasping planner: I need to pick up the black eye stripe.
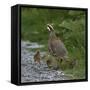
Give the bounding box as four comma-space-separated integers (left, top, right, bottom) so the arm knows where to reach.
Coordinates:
47, 25, 54, 30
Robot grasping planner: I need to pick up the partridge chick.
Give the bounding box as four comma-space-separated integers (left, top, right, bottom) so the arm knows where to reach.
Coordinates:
34, 50, 41, 64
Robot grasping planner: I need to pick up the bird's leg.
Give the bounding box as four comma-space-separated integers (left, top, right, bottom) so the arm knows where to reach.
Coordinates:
48, 46, 55, 56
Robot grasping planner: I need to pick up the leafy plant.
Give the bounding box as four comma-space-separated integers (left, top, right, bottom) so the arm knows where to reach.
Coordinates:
21, 7, 86, 79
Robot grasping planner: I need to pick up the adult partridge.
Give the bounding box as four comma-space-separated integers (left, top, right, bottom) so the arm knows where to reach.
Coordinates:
47, 24, 68, 60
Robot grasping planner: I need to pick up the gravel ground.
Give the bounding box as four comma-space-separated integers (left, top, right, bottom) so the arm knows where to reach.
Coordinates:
21, 41, 68, 83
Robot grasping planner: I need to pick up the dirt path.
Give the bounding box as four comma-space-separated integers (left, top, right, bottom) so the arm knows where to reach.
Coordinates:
21, 41, 68, 83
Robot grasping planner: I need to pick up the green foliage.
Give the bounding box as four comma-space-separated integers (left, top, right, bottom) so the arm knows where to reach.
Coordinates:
21, 7, 86, 79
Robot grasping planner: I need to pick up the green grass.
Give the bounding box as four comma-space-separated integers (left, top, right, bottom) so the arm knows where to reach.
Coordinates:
21, 7, 86, 80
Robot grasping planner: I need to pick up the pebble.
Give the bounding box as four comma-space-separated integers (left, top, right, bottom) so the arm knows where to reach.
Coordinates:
21, 41, 68, 83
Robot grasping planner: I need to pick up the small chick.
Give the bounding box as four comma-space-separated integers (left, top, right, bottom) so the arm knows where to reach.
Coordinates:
34, 50, 41, 64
